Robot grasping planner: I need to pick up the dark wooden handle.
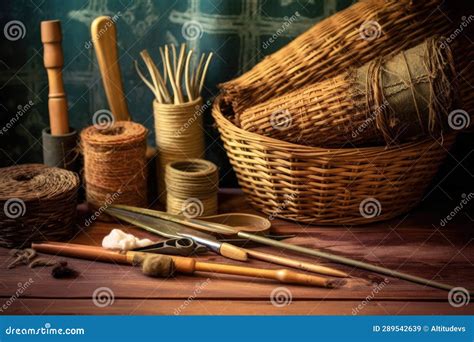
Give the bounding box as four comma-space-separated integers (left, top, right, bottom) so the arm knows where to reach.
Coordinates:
41, 20, 69, 135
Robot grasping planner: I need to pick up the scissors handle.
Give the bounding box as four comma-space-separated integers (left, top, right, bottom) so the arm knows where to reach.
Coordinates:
132, 237, 205, 256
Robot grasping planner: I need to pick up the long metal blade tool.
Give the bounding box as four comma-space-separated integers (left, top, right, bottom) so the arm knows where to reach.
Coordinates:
105, 207, 247, 261
109, 204, 471, 293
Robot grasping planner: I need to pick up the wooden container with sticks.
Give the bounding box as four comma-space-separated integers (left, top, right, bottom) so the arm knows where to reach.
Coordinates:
136, 43, 213, 203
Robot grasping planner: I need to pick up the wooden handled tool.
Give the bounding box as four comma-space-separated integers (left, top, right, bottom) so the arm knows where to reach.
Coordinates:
243, 249, 348, 278
91, 16, 130, 121
111, 205, 470, 293
32, 242, 344, 288
41, 20, 69, 135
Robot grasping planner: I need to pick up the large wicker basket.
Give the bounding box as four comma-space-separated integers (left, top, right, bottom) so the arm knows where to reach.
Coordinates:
212, 97, 455, 224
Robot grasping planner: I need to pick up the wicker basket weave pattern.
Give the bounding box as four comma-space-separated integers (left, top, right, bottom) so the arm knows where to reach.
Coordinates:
213, 98, 455, 224
221, 0, 451, 114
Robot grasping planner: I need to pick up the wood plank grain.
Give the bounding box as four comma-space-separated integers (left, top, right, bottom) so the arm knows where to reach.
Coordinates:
0, 189, 472, 315
2, 299, 472, 315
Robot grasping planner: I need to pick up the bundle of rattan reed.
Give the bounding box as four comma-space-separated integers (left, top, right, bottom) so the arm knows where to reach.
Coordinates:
135, 44, 213, 203
239, 37, 458, 146
213, 97, 456, 224
220, 0, 452, 115
81, 121, 148, 211
0, 164, 79, 248
165, 159, 218, 217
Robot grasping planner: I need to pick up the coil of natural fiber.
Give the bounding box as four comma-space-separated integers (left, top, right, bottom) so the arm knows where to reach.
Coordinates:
154, 98, 205, 203
220, 0, 452, 115
165, 159, 218, 217
240, 37, 458, 147
81, 121, 148, 211
0, 164, 79, 248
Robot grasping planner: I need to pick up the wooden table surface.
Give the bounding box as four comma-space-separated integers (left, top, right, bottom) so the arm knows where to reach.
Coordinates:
1, 189, 473, 315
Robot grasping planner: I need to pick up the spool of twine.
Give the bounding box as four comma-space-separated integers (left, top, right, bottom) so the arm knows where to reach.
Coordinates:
0, 164, 79, 248
154, 97, 205, 203
165, 159, 218, 217
81, 121, 148, 211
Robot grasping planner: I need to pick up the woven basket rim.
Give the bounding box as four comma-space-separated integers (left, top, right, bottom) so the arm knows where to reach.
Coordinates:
212, 95, 454, 156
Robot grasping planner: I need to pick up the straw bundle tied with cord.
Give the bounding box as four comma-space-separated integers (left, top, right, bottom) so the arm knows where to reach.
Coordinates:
81, 121, 148, 212
135, 43, 213, 204
220, 0, 453, 114
240, 37, 458, 147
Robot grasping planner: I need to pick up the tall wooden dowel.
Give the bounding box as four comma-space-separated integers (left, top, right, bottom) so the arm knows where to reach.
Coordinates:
41, 20, 69, 135
91, 16, 130, 121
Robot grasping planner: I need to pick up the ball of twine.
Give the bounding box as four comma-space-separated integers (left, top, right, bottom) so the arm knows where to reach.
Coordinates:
165, 159, 218, 217
154, 98, 205, 204
0, 164, 79, 248
81, 121, 148, 211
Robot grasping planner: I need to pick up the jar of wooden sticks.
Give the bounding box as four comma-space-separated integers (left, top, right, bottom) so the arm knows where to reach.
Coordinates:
135, 43, 213, 204
153, 97, 205, 203
165, 159, 218, 217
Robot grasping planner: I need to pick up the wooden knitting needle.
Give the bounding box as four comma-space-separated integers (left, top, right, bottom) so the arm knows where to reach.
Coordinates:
242, 249, 348, 278
32, 242, 344, 288
41, 20, 69, 135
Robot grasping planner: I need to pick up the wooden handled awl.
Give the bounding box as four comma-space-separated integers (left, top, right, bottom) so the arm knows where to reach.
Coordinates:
41, 20, 69, 135
91, 16, 130, 121
32, 242, 345, 288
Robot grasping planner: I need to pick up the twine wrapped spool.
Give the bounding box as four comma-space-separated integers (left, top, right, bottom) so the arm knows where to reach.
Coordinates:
0, 164, 79, 248
240, 37, 458, 146
154, 98, 205, 203
220, 0, 452, 114
165, 159, 218, 217
81, 121, 148, 210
